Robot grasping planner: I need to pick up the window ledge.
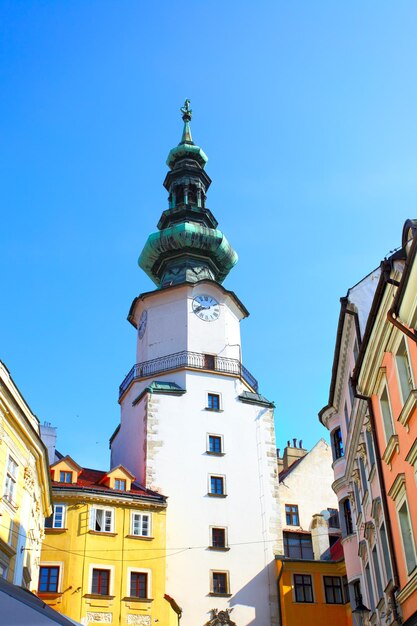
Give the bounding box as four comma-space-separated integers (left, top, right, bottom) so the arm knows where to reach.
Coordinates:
0, 536, 16, 558
88, 530, 117, 537
205, 408, 223, 412
398, 389, 417, 430
208, 546, 230, 551
206, 452, 225, 457
382, 435, 399, 467
44, 528, 68, 534
209, 592, 232, 597
1, 497, 19, 513
125, 535, 154, 541
84, 594, 115, 600
37, 592, 63, 599
207, 493, 227, 498
122, 596, 153, 603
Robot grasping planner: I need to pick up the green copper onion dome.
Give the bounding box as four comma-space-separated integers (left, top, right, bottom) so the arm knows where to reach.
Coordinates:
138, 100, 238, 288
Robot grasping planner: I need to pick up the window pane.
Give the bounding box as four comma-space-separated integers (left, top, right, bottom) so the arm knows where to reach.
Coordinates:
130, 572, 147, 598
380, 388, 394, 441
396, 340, 413, 402
212, 528, 226, 547
213, 573, 227, 594
399, 501, 417, 574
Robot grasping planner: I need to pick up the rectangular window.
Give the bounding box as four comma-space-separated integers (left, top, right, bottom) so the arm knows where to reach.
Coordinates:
38, 566, 59, 593
131, 513, 151, 537
365, 563, 375, 611
90, 507, 114, 533
344, 402, 350, 432
396, 339, 414, 403
354, 482, 362, 516
380, 388, 395, 442
359, 457, 368, 496
207, 393, 220, 410
211, 571, 229, 595
365, 430, 376, 468
130, 572, 148, 598
398, 500, 417, 574
324, 576, 343, 604
327, 508, 340, 528
380, 523, 393, 583
284, 532, 314, 559
342, 499, 353, 536
4, 457, 18, 504
285, 504, 299, 526
372, 546, 384, 601
204, 355, 216, 370
294, 574, 313, 603
211, 527, 227, 548
349, 378, 355, 410
208, 435, 222, 454
209, 475, 225, 496
332, 428, 344, 460
114, 479, 126, 491
59, 471, 72, 483
92, 568, 110, 596
45, 504, 66, 529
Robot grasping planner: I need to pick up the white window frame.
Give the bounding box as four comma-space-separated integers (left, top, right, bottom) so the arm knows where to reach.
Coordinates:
208, 474, 226, 496
206, 433, 224, 455
88, 563, 114, 596
395, 337, 415, 404
114, 478, 126, 491
130, 512, 151, 537
89, 506, 115, 533
52, 504, 66, 529
379, 384, 395, 445
209, 526, 228, 549
206, 391, 222, 411
210, 570, 230, 595
126, 567, 151, 599
390, 476, 417, 577
3, 456, 18, 505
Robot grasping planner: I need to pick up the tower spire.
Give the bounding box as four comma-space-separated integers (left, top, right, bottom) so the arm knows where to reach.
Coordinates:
138, 102, 238, 288
180, 99, 193, 145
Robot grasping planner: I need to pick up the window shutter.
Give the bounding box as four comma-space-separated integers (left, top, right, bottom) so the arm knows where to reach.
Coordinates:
89, 507, 96, 530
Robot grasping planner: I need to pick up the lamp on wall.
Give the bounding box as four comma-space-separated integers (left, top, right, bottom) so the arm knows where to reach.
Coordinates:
352, 596, 370, 626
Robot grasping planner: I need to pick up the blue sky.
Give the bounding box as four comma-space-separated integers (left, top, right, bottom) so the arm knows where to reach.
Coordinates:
1, 1, 417, 469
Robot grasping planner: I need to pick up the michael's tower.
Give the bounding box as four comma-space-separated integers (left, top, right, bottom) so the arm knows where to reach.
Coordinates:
111, 102, 281, 626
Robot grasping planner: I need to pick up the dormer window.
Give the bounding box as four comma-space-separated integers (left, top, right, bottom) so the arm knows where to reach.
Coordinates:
59, 471, 72, 483
114, 479, 126, 491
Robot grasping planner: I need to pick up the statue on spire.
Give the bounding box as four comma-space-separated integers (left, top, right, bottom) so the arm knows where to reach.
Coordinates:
180, 99, 192, 122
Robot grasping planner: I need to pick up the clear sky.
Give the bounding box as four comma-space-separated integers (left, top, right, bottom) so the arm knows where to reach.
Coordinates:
1, 1, 417, 470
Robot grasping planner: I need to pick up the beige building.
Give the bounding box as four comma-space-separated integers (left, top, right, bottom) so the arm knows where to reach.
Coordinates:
0, 361, 52, 590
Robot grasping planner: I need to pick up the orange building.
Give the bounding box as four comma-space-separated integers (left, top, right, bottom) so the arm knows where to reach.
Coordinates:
355, 219, 417, 626
276, 543, 351, 626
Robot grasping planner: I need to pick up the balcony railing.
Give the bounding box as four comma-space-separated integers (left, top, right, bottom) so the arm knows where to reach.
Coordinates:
119, 350, 259, 398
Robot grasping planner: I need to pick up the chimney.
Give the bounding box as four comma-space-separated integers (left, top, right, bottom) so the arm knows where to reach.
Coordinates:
276, 448, 284, 473
40, 422, 57, 465
282, 438, 308, 471
311, 513, 330, 560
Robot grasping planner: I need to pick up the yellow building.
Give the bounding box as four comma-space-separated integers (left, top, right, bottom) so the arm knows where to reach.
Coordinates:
0, 361, 52, 590
276, 555, 352, 626
39, 455, 174, 626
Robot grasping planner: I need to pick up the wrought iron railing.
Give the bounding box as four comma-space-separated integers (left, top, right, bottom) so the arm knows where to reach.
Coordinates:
119, 350, 259, 398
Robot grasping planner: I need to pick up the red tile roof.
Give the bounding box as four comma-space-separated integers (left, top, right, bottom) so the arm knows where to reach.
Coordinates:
329, 537, 344, 561
51, 466, 166, 502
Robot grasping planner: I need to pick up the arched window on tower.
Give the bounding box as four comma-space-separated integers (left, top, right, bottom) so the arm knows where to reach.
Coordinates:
175, 185, 184, 205
188, 185, 197, 205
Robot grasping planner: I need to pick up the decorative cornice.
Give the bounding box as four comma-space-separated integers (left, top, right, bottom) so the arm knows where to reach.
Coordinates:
405, 439, 417, 466
388, 473, 406, 502
397, 389, 417, 430
382, 435, 399, 468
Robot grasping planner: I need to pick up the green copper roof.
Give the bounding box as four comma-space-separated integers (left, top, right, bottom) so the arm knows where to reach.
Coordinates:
139, 221, 238, 287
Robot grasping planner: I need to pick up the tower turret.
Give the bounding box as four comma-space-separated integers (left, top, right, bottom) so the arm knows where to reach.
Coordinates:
138, 100, 238, 288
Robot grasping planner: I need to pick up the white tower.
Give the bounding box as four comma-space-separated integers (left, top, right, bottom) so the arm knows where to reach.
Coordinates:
111, 102, 282, 626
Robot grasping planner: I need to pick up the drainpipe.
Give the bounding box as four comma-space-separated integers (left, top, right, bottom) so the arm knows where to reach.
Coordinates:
354, 390, 402, 625
276, 560, 284, 626
387, 308, 417, 344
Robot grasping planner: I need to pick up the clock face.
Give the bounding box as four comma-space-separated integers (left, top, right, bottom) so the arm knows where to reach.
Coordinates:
192, 295, 220, 322
138, 310, 147, 339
